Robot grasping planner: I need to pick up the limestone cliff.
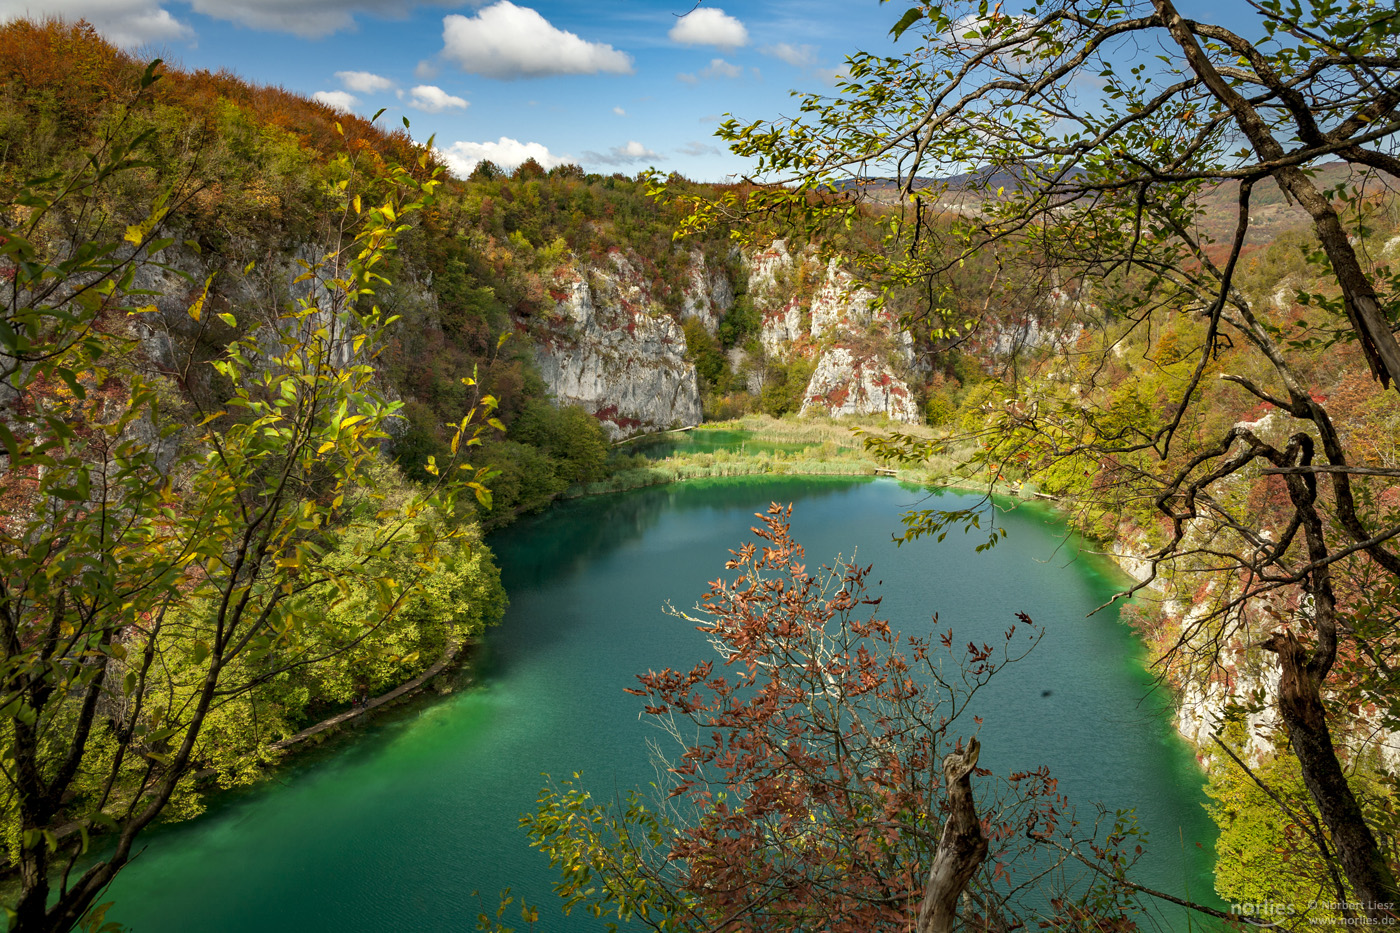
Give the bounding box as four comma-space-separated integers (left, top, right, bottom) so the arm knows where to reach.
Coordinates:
800, 347, 920, 421
765, 252, 921, 422
749, 240, 805, 358
523, 238, 921, 437
680, 248, 733, 336
532, 252, 702, 440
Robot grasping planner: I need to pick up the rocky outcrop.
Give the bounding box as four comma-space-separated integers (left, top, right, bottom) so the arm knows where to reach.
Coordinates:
523, 238, 924, 435
983, 315, 1083, 358
533, 252, 701, 440
745, 240, 804, 358
800, 346, 920, 421
809, 259, 876, 340
680, 249, 733, 336
790, 257, 920, 422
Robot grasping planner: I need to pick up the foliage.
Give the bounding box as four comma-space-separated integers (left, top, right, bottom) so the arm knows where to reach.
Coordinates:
509, 400, 609, 487
1206, 732, 1356, 926
659, 0, 1400, 916
758, 355, 816, 418
524, 505, 1176, 932
0, 66, 501, 932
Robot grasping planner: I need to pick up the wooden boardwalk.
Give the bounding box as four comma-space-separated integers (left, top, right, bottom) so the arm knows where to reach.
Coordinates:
269, 640, 473, 751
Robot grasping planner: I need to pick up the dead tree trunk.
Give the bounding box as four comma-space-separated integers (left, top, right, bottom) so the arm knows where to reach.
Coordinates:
917, 737, 988, 933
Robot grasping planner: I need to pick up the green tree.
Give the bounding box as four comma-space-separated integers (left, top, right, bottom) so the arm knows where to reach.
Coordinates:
0, 70, 498, 933
660, 0, 1400, 919
510, 399, 609, 486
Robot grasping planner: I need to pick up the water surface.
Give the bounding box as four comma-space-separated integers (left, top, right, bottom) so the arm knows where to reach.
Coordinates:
103, 477, 1218, 931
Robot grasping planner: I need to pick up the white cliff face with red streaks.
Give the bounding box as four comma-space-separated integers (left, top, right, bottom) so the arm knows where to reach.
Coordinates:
789, 256, 920, 422
527, 240, 921, 437
809, 259, 876, 340
800, 346, 920, 421
748, 240, 805, 359
532, 252, 701, 440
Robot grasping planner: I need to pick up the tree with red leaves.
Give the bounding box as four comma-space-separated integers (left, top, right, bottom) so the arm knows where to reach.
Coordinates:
524, 504, 1231, 933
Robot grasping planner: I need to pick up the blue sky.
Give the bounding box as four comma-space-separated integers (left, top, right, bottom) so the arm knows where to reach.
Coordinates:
0, 1, 1269, 182
0, 0, 903, 181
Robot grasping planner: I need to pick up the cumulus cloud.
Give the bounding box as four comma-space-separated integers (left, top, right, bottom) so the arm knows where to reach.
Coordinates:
182, 0, 453, 38
613, 106, 626, 116
313, 90, 359, 112
677, 58, 742, 84
6, 0, 502, 42
437, 137, 567, 176
0, 0, 194, 47
441, 2, 633, 79
582, 140, 660, 167
336, 70, 394, 93
668, 7, 747, 50
761, 42, 817, 68
407, 84, 468, 112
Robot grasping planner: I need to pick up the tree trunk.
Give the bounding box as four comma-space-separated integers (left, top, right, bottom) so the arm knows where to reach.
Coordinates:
917, 737, 988, 933
1262, 631, 1400, 920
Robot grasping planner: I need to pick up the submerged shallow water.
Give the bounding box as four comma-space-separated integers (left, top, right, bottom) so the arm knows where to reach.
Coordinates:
101, 476, 1218, 931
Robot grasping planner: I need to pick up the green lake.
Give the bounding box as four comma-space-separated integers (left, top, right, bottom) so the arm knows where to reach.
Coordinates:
101, 476, 1219, 931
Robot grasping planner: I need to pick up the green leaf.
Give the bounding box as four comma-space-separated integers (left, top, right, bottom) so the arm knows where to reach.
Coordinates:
890, 7, 924, 39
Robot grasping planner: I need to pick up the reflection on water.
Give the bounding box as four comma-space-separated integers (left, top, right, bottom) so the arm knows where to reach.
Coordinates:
100, 477, 1218, 933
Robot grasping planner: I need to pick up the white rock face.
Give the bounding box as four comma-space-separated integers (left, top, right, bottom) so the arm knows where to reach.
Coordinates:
800, 346, 920, 422
748, 238, 792, 293
746, 240, 805, 358
809, 259, 876, 339
985, 315, 1082, 357
680, 249, 733, 336
759, 297, 804, 358
534, 253, 701, 440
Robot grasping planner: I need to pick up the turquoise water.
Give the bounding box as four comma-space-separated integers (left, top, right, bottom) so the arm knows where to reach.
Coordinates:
100, 477, 1218, 931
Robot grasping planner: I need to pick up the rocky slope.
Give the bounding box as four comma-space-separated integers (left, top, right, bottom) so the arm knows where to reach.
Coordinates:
533, 251, 702, 440
530, 240, 923, 435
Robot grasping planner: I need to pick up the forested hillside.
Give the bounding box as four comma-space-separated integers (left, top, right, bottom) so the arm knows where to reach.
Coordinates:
4, 7, 1400, 932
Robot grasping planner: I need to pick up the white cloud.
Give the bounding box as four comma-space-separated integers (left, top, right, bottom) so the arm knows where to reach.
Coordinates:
582, 140, 660, 167
0, 0, 193, 47
677, 141, 719, 157
668, 7, 747, 50
336, 70, 394, 93
313, 90, 359, 112
613, 106, 626, 116
761, 42, 817, 68
415, 59, 440, 80
441, 2, 633, 79
407, 84, 468, 112
437, 137, 568, 176
184, 0, 444, 38
705, 58, 742, 79
678, 58, 743, 84
948, 12, 1040, 72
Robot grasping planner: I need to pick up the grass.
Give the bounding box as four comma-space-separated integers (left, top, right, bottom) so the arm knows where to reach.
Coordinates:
566, 414, 988, 499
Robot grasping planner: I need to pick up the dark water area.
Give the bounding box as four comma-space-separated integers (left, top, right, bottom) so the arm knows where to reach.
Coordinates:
101, 477, 1220, 932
